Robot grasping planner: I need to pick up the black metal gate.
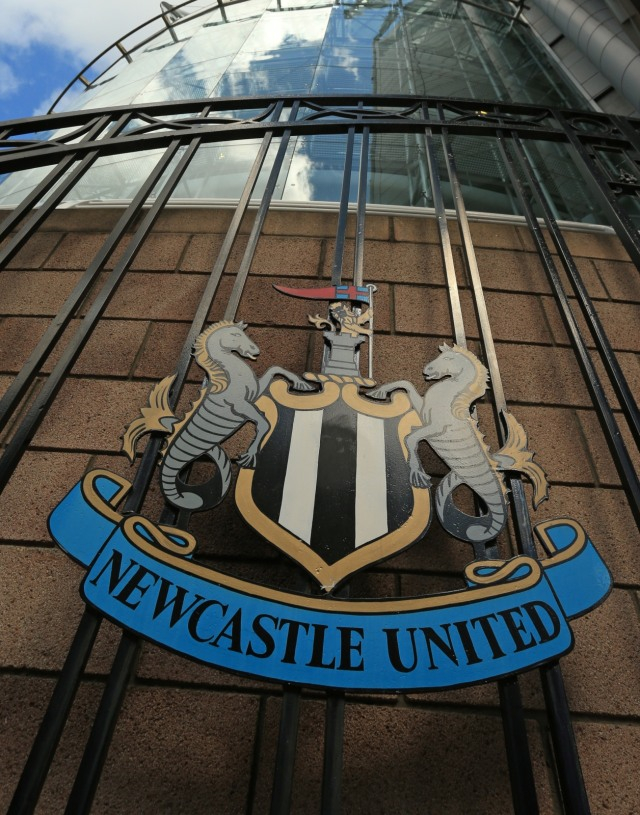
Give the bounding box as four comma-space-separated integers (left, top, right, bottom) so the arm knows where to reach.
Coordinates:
1, 95, 639, 814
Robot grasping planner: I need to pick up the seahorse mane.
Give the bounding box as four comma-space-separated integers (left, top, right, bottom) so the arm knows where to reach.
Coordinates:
450, 344, 489, 420
193, 320, 236, 394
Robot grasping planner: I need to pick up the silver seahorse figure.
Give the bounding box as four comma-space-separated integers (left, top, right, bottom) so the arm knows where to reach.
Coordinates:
371, 344, 548, 544
122, 320, 313, 511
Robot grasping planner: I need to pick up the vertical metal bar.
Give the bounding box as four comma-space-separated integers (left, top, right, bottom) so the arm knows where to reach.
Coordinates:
270, 688, 302, 815
0, 140, 167, 438
269, 106, 354, 814
422, 108, 466, 347
320, 585, 354, 815
438, 117, 537, 554
321, 694, 345, 815
43, 131, 277, 800
161, 13, 179, 44
224, 101, 294, 320
321, 126, 368, 813
322, 125, 356, 375
0, 137, 189, 491
7, 608, 102, 815
436, 120, 540, 815
61, 112, 289, 815
554, 110, 640, 270
216, 0, 228, 23
612, 116, 640, 156
0, 112, 131, 262
318, 133, 370, 815
115, 41, 134, 62
540, 663, 591, 815
514, 134, 640, 451
6, 141, 203, 815
498, 678, 540, 815
352, 126, 373, 380
501, 133, 640, 526
331, 127, 356, 286
352, 126, 369, 287
350, 123, 369, 375
367, 283, 376, 380
64, 633, 140, 815
495, 128, 592, 815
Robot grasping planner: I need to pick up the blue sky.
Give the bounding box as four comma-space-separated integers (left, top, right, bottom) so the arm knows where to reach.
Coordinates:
0, 0, 168, 121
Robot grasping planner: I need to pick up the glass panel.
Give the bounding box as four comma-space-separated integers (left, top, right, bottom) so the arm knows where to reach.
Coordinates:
224, 0, 273, 22
212, 7, 332, 96
0, 165, 53, 207
60, 148, 168, 202
78, 77, 161, 109
438, 134, 519, 214
167, 139, 273, 200
278, 134, 362, 202
13, 0, 603, 217
523, 140, 629, 225
167, 8, 223, 38
180, 19, 259, 60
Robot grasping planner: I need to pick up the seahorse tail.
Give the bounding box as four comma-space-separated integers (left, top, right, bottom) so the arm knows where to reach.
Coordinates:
161, 434, 231, 511
436, 471, 508, 543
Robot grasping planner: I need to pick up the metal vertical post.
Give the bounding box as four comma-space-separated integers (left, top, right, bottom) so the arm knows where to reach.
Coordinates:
427, 104, 540, 814
495, 127, 592, 815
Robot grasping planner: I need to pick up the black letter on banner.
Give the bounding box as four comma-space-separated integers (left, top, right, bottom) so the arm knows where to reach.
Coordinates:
454, 620, 482, 665
247, 614, 278, 659
498, 607, 537, 652
211, 609, 244, 653
113, 565, 159, 610
88, 550, 137, 594
152, 579, 204, 627
420, 625, 458, 670
278, 619, 310, 665
384, 628, 418, 672
307, 624, 336, 669
522, 601, 561, 644
188, 600, 228, 643
338, 627, 365, 671
470, 614, 506, 659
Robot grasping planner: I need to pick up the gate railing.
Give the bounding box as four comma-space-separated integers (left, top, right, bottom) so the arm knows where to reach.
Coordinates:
1, 94, 639, 814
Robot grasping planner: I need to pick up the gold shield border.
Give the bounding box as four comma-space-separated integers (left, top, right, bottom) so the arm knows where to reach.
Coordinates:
236, 380, 431, 592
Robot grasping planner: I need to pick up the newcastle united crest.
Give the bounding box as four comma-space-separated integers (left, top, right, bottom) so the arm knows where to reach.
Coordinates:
49, 282, 611, 691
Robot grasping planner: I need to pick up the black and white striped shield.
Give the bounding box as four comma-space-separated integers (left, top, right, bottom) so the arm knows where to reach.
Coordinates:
236, 379, 432, 591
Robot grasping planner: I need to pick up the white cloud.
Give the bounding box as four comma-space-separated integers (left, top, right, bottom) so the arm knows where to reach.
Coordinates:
0, 0, 174, 62
0, 61, 21, 98
32, 86, 66, 116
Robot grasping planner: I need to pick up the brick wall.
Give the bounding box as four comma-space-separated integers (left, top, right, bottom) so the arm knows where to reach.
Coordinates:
0, 207, 638, 813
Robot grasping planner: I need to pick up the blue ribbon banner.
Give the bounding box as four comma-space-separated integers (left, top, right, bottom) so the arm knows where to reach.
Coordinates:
49, 470, 612, 692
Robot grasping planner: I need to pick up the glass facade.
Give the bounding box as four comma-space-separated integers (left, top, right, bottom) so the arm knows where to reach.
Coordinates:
72, 0, 585, 107
0, 0, 612, 221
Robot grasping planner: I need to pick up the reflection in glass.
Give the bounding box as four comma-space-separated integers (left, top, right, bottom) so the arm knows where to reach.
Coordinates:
0, 0, 619, 223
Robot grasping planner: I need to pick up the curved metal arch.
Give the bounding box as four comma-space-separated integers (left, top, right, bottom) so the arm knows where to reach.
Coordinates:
3, 94, 637, 177
48, 0, 225, 114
